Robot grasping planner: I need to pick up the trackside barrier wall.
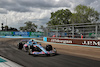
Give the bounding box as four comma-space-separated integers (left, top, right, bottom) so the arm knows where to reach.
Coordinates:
43, 37, 47, 42
0, 31, 13, 36
0, 31, 44, 37
46, 37, 100, 46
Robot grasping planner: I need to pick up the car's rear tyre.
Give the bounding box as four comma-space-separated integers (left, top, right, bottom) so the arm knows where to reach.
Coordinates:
46, 44, 52, 51
18, 42, 23, 50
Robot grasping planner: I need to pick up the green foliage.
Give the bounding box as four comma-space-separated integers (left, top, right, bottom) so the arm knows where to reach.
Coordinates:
47, 9, 72, 26
39, 25, 45, 32
19, 21, 37, 32
70, 4, 100, 23
47, 4, 100, 26
5, 25, 8, 30
3, 25, 18, 31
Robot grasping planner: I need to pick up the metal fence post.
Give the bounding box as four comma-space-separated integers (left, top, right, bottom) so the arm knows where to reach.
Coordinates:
47, 27, 48, 37
56, 27, 58, 37
95, 25, 98, 39
45, 27, 48, 37
72, 25, 74, 38
44, 28, 46, 37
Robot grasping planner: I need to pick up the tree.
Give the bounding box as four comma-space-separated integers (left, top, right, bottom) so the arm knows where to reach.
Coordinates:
47, 9, 72, 26
19, 21, 37, 32
39, 25, 45, 32
70, 4, 100, 23
5, 25, 8, 31
8, 27, 18, 31
3, 25, 18, 31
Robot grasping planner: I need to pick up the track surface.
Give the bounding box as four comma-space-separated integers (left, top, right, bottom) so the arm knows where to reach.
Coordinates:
0, 38, 100, 67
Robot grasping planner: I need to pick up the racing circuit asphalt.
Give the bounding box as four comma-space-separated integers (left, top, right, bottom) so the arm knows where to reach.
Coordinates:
0, 38, 100, 67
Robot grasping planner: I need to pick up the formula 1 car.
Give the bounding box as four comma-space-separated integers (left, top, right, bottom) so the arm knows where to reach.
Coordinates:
17, 39, 57, 56
28, 44, 57, 56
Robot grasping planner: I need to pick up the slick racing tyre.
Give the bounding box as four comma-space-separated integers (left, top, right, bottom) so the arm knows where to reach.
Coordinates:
46, 44, 52, 51
18, 42, 23, 50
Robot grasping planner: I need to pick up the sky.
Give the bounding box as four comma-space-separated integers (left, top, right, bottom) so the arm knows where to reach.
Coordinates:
0, 0, 100, 30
